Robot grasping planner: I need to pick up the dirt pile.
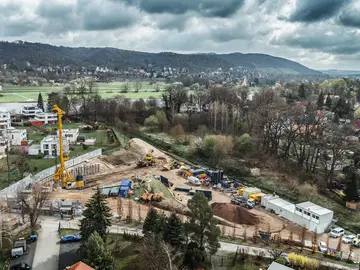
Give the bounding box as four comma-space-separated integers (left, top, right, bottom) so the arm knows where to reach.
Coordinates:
211, 203, 259, 225
129, 138, 170, 162
101, 149, 140, 165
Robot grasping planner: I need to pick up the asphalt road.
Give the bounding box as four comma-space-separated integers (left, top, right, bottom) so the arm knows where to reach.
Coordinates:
32, 218, 61, 270
39, 216, 357, 270
59, 242, 81, 270
10, 242, 36, 269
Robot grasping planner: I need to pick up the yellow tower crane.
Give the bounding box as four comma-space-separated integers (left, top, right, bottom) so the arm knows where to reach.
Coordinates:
52, 104, 72, 187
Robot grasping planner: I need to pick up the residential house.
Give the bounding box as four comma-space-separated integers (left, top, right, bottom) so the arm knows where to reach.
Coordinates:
58, 128, 79, 144
0, 107, 11, 131
28, 144, 41, 156
40, 135, 69, 156
20, 105, 43, 118
64, 261, 94, 270
29, 112, 58, 126
7, 127, 27, 145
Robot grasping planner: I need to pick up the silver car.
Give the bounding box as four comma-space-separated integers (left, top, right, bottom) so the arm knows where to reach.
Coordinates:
342, 235, 356, 244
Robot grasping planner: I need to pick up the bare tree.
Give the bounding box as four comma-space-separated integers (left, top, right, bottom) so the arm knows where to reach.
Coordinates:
121, 82, 130, 93
268, 248, 283, 260
126, 200, 133, 222
134, 81, 141, 93
17, 184, 49, 232
136, 236, 184, 270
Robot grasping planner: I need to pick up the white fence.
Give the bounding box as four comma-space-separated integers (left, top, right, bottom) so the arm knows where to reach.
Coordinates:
0, 148, 102, 199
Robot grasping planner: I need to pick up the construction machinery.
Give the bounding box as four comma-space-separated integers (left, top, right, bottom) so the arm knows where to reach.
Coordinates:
136, 149, 157, 167
52, 104, 85, 189
139, 192, 163, 203
352, 234, 360, 247
169, 160, 184, 170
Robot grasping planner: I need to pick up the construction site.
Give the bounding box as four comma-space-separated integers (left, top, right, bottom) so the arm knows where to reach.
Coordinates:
2, 105, 360, 261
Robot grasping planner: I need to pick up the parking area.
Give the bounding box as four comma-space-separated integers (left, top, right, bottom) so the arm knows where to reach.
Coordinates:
58, 242, 81, 270
10, 242, 36, 269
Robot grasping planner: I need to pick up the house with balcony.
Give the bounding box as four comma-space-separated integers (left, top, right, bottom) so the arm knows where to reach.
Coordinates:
0, 107, 11, 131
20, 105, 43, 118
58, 128, 79, 144
40, 135, 69, 157
28, 112, 58, 126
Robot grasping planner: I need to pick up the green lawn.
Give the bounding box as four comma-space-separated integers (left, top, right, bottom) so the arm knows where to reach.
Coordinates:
0, 82, 166, 102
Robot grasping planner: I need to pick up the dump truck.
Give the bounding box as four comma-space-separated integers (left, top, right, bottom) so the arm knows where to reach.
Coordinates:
231, 195, 255, 209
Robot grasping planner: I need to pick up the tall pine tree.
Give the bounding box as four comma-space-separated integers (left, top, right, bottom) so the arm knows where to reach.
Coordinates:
143, 208, 160, 235
37, 93, 44, 112
80, 187, 112, 243
163, 213, 185, 248
317, 92, 324, 109
344, 166, 360, 202
187, 192, 220, 255
298, 84, 306, 100
325, 94, 332, 110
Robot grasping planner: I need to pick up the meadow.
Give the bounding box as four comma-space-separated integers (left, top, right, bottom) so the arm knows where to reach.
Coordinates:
0, 81, 166, 102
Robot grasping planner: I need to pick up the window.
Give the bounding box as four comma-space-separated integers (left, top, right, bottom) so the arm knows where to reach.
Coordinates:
44, 144, 49, 149
315, 216, 319, 220
307, 212, 310, 216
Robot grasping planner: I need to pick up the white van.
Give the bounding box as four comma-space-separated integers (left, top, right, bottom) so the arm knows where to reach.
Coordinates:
11, 247, 24, 258
330, 227, 344, 238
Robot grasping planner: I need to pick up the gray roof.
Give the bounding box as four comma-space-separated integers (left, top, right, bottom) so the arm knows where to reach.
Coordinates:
268, 262, 294, 270
296, 201, 333, 216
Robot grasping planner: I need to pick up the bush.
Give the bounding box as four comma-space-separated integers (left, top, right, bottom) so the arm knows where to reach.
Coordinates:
235, 133, 252, 154
275, 256, 287, 265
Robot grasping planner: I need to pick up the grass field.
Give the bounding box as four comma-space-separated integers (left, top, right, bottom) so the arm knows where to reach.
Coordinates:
0, 82, 166, 102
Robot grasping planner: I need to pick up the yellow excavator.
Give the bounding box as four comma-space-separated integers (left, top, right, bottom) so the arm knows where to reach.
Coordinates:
53, 105, 85, 189
136, 149, 157, 167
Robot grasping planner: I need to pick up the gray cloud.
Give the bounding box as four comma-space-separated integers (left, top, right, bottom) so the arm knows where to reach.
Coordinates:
124, 0, 245, 17
289, 0, 349, 22
271, 24, 360, 55
339, 6, 360, 27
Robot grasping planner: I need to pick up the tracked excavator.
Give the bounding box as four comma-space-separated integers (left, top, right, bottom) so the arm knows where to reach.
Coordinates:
136, 149, 157, 167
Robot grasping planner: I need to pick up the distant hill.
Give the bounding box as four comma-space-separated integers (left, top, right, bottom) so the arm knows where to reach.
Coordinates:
320, 69, 360, 77
0, 41, 321, 76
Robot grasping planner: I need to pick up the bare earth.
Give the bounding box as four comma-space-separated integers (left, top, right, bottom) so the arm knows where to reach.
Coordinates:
44, 138, 360, 259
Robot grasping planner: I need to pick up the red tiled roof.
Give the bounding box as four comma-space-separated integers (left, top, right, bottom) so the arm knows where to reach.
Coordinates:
66, 261, 94, 270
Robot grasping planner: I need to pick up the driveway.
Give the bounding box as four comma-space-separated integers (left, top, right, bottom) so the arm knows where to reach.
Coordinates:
59, 242, 81, 270
10, 242, 36, 269
32, 217, 61, 270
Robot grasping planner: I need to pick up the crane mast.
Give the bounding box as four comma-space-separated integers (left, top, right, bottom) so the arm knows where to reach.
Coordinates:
52, 104, 72, 187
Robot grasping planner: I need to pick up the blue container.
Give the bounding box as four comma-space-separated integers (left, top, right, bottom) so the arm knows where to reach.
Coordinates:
119, 186, 129, 197
120, 179, 131, 188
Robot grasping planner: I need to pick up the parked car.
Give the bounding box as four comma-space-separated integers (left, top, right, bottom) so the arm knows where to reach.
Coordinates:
11, 247, 24, 258
343, 235, 356, 243
318, 241, 328, 253
60, 234, 81, 243
10, 263, 31, 270
330, 227, 344, 238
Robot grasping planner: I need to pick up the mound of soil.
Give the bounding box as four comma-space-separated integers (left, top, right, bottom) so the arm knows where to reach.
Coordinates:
101, 149, 140, 165
129, 138, 169, 162
211, 203, 259, 226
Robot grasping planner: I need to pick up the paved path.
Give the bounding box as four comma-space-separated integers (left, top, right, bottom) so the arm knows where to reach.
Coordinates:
38, 216, 357, 270
32, 217, 61, 270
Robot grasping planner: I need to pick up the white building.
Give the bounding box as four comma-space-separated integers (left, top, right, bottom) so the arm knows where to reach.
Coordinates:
21, 105, 43, 118
0, 108, 11, 131
40, 135, 69, 157
28, 144, 41, 156
58, 128, 79, 144
294, 201, 334, 234
33, 112, 57, 125
7, 127, 27, 146
262, 196, 333, 233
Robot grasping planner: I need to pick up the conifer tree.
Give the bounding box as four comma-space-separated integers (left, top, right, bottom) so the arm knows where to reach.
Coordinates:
163, 213, 185, 248
317, 92, 324, 109
82, 231, 115, 270
143, 208, 160, 235
37, 93, 44, 111
80, 187, 112, 243
344, 166, 360, 202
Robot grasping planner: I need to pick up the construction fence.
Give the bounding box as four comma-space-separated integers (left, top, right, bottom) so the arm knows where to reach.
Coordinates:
0, 148, 102, 199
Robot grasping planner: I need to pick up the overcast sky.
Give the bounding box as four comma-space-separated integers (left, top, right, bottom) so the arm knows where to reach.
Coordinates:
0, 0, 360, 70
